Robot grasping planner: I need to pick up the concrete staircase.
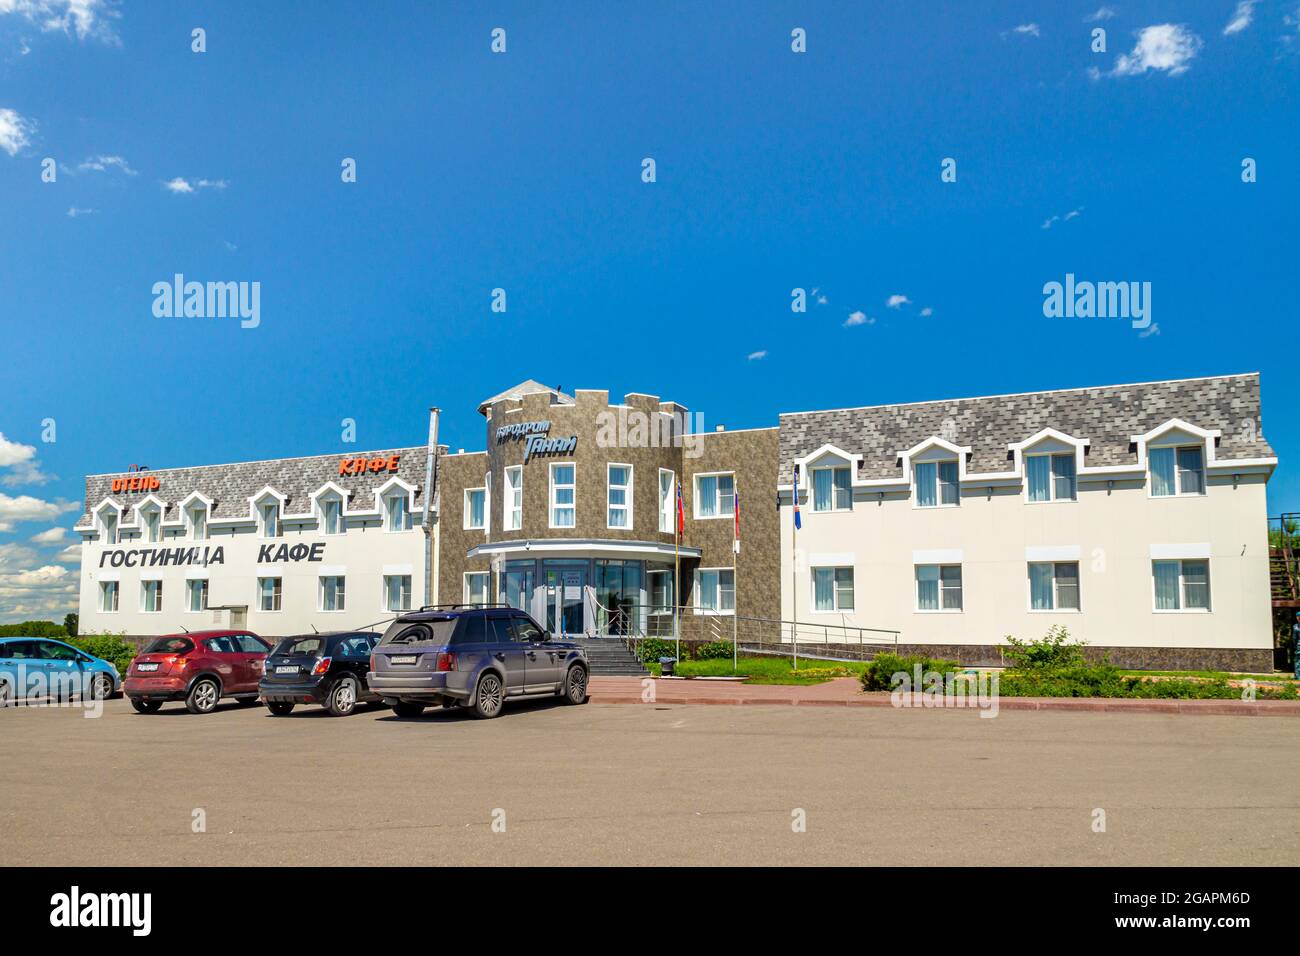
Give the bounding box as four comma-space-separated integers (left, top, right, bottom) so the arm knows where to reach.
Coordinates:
570, 638, 648, 676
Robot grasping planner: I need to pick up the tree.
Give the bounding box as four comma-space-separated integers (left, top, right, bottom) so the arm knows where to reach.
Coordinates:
64, 612, 79, 637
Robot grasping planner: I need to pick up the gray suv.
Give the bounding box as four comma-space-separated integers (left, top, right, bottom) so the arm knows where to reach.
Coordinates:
368, 604, 589, 719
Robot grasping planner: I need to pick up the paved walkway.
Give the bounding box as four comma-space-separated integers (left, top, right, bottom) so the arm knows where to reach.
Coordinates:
588, 676, 1300, 716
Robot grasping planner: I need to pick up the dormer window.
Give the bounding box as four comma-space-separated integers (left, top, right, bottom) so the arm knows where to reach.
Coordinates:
187, 504, 208, 540
812, 466, 852, 512
385, 491, 411, 532
915, 460, 959, 508
141, 506, 162, 543
1027, 453, 1076, 503
99, 508, 119, 545
319, 496, 343, 535
259, 501, 281, 538
1150, 445, 1205, 497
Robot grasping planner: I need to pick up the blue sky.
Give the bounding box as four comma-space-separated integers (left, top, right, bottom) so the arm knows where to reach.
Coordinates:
0, 1, 1297, 622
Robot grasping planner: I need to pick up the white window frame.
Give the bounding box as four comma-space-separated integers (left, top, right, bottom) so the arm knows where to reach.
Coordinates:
185, 578, 209, 613
187, 505, 208, 541
1025, 452, 1077, 504
810, 566, 855, 613
504, 466, 523, 531
1152, 559, 1212, 613
1027, 561, 1081, 612
97, 507, 119, 545
549, 463, 576, 529
1149, 443, 1207, 498
258, 500, 281, 538
141, 506, 162, 543
319, 575, 346, 612
463, 487, 486, 530
607, 463, 633, 530
658, 469, 675, 534
140, 579, 163, 614
692, 471, 735, 519
258, 576, 283, 612
384, 491, 412, 532
383, 574, 412, 612
648, 568, 674, 615
464, 571, 490, 605
913, 459, 960, 509
914, 564, 963, 612
693, 567, 735, 615
99, 580, 119, 613
318, 496, 344, 536
811, 465, 853, 513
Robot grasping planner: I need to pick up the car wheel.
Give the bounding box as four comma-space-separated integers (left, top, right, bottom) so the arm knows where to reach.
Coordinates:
392, 701, 425, 718
471, 673, 504, 719
87, 673, 114, 701
325, 676, 358, 717
266, 701, 295, 716
562, 665, 589, 705
130, 698, 162, 714
185, 678, 220, 714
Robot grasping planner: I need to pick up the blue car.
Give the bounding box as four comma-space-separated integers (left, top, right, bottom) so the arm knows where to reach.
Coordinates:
0, 637, 121, 704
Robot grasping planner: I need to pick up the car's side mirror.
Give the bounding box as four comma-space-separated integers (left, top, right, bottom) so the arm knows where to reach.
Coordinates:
540, 632, 552, 642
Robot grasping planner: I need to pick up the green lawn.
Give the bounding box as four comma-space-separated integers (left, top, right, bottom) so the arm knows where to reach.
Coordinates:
645, 655, 868, 685
1118, 669, 1298, 684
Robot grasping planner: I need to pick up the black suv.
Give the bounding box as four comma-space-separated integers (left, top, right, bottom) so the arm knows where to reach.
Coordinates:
259, 631, 381, 716
368, 604, 590, 719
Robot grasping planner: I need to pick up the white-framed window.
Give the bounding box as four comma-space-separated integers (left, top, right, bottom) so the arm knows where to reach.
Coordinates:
915, 460, 959, 508
98, 509, 119, 545
916, 564, 962, 611
649, 569, 674, 614
320, 575, 346, 612
1150, 445, 1206, 497
550, 463, 576, 528
608, 463, 632, 529
258, 577, 282, 612
384, 492, 411, 532
141, 579, 163, 613
504, 466, 523, 531
812, 566, 854, 611
1027, 453, 1077, 503
384, 574, 412, 612
187, 504, 208, 540
694, 472, 735, 518
812, 466, 852, 512
1028, 562, 1080, 611
464, 488, 486, 530
464, 571, 490, 605
186, 579, 209, 613
659, 469, 675, 533
1153, 559, 1211, 611
695, 568, 735, 614
259, 500, 281, 538
319, 497, 343, 535
141, 507, 162, 543
98, 580, 119, 612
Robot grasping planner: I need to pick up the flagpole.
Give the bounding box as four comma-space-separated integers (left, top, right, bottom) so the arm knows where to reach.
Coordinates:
674, 480, 681, 665
792, 466, 798, 672
732, 480, 739, 671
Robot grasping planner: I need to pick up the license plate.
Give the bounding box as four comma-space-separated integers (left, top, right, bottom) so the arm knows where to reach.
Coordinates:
136, 663, 159, 672
389, 655, 418, 665
275, 665, 297, 674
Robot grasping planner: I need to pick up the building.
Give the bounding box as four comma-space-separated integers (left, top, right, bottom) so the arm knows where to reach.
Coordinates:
75, 374, 1277, 670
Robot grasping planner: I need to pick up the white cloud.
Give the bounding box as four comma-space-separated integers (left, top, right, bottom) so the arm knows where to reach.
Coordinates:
843, 311, 874, 328
746, 350, 767, 361
0, 493, 76, 531
0, 0, 120, 43
1138, 323, 1161, 338
0, 542, 40, 570
77, 154, 135, 175
1012, 23, 1040, 37
66, 205, 96, 218
1084, 6, 1116, 21
30, 527, 66, 544
886, 294, 911, 309
1224, 0, 1258, 35
919, 307, 933, 317
1111, 24, 1203, 77
0, 106, 33, 157
1042, 207, 1083, 229
164, 176, 228, 194
0, 432, 51, 486
54, 543, 80, 564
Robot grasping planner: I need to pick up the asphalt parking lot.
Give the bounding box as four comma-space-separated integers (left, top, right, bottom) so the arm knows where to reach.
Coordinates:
3, 696, 1298, 866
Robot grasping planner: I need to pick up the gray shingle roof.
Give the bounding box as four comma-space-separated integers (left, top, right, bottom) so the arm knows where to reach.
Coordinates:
778, 373, 1272, 482
476, 380, 574, 414
78, 446, 430, 527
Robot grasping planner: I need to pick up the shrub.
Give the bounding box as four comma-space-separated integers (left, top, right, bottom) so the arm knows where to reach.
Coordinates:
1002, 625, 1086, 669
861, 652, 961, 691
68, 632, 137, 676
636, 638, 680, 663
694, 640, 734, 661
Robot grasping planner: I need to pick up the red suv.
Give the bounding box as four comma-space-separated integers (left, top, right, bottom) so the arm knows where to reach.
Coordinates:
124, 630, 271, 714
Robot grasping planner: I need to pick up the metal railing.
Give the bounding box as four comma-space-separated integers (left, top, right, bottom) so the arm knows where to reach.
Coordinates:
1269, 514, 1300, 605
585, 590, 900, 664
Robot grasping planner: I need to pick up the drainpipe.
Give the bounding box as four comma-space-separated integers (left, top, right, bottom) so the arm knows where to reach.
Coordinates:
423, 407, 440, 606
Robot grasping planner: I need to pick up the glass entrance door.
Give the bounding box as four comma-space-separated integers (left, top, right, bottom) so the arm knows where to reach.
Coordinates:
543, 562, 587, 637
